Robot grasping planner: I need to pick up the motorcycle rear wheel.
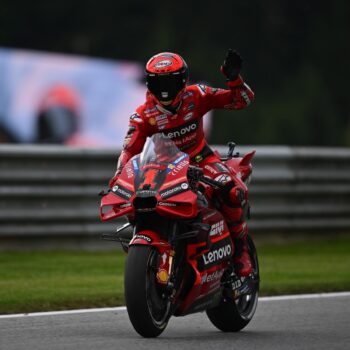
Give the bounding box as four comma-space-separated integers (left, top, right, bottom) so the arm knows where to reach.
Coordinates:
206, 235, 259, 332
124, 245, 172, 338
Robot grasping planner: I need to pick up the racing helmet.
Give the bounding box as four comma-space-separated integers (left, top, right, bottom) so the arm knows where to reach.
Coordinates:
145, 52, 188, 106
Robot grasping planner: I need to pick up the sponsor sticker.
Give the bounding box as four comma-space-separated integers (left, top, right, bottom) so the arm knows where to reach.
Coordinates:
214, 162, 229, 173
194, 154, 203, 163
183, 112, 193, 121
170, 160, 189, 176
145, 107, 157, 114
136, 190, 157, 197
156, 119, 168, 126
160, 182, 190, 199
132, 159, 139, 172
204, 165, 217, 175
125, 165, 133, 179
162, 122, 198, 139
214, 174, 232, 184
200, 269, 224, 284
209, 220, 225, 236
197, 236, 232, 270
132, 234, 152, 243
154, 60, 172, 68
120, 203, 132, 209
173, 153, 188, 164
149, 118, 156, 126
112, 184, 133, 200
202, 244, 231, 266
130, 113, 142, 123
158, 201, 177, 207
240, 90, 251, 105
156, 114, 168, 121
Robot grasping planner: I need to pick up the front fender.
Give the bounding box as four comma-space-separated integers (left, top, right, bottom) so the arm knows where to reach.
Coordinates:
129, 230, 173, 284
129, 230, 171, 251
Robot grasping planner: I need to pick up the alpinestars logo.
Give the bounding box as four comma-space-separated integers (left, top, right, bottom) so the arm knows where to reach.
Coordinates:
214, 174, 232, 184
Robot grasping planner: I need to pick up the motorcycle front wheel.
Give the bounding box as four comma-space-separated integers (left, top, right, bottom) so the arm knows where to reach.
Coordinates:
206, 235, 259, 332
124, 245, 172, 338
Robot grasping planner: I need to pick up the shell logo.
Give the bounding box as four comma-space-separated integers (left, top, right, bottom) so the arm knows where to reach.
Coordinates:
157, 269, 169, 283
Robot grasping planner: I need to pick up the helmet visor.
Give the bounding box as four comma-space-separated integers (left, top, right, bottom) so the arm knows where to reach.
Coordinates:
146, 73, 185, 102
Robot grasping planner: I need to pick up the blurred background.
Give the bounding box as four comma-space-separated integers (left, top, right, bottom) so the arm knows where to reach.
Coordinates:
0, 0, 349, 147
0, 0, 350, 315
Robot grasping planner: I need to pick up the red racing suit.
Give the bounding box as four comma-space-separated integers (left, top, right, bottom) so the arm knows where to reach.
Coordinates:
111, 75, 254, 237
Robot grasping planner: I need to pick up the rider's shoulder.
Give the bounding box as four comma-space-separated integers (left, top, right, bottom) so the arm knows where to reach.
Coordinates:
186, 84, 212, 97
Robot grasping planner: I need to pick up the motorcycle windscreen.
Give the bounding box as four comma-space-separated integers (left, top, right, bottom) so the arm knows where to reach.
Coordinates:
134, 133, 188, 193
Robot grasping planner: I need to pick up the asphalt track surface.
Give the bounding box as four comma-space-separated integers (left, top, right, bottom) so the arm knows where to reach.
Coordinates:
1, 293, 349, 350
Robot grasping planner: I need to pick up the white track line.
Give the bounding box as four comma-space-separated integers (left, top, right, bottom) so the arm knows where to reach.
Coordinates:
1, 291, 349, 319
259, 291, 350, 301
0, 306, 126, 319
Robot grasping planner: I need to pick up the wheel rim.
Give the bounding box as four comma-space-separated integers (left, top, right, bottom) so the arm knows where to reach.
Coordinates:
235, 290, 259, 320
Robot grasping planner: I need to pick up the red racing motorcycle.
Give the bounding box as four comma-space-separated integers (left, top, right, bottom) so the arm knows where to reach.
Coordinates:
100, 134, 259, 337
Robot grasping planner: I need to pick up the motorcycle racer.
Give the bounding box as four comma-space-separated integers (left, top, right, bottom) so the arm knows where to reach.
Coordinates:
109, 49, 254, 277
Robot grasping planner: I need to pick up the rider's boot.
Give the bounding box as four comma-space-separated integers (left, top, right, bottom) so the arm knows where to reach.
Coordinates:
230, 223, 253, 277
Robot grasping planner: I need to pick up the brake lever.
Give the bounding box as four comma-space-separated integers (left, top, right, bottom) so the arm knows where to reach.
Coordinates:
200, 176, 224, 190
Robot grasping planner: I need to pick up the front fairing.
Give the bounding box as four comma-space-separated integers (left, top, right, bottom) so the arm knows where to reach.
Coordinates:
100, 134, 198, 221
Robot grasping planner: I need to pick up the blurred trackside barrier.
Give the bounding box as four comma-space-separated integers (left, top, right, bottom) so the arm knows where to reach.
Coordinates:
0, 145, 350, 249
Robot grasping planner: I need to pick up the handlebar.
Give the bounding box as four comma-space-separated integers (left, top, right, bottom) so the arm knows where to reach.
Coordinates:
187, 165, 224, 189
199, 175, 224, 189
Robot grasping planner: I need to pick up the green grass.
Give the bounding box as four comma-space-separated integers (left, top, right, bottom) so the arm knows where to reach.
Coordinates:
258, 237, 350, 295
0, 237, 350, 314
0, 251, 125, 314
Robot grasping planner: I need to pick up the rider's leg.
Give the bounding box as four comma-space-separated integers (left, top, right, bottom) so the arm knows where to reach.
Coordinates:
200, 157, 253, 277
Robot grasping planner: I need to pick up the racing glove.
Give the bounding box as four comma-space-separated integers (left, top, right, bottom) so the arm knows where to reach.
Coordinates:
221, 49, 243, 81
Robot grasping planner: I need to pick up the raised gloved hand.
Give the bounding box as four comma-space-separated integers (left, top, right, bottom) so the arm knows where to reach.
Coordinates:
221, 49, 243, 81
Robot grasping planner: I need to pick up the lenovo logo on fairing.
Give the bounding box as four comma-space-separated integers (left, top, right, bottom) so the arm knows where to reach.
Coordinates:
202, 244, 232, 265
163, 123, 197, 138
